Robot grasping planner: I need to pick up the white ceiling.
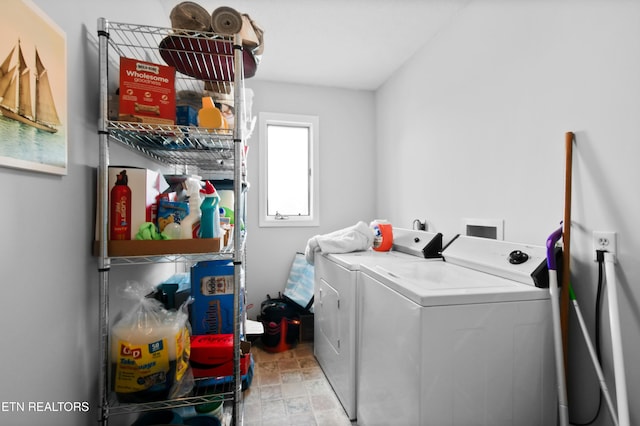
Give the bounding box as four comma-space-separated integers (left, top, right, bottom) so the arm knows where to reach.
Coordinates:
157, 0, 471, 90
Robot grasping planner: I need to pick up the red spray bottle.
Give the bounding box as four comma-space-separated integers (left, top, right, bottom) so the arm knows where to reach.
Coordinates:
110, 170, 132, 240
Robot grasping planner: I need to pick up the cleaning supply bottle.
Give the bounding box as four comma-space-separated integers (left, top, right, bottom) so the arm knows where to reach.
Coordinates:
180, 177, 202, 239
198, 97, 226, 130
110, 170, 132, 240
218, 189, 235, 213
370, 220, 393, 252
218, 188, 235, 227
199, 181, 220, 239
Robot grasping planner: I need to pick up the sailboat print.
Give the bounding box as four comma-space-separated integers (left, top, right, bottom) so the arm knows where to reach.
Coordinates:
0, 40, 60, 133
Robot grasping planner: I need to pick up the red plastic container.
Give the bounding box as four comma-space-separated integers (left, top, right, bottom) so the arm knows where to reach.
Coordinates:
190, 334, 250, 378
371, 220, 393, 252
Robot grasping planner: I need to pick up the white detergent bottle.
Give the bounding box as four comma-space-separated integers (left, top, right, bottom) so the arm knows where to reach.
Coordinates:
180, 177, 202, 239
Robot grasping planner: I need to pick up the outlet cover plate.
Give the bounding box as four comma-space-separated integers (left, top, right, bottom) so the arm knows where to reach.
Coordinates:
593, 231, 616, 261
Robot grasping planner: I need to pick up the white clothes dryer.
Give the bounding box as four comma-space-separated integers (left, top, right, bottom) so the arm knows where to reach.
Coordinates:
357, 235, 558, 426
314, 229, 443, 420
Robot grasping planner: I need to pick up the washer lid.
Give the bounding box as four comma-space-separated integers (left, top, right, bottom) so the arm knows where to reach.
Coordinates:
442, 235, 553, 288
323, 227, 443, 270
325, 249, 434, 271
361, 261, 549, 306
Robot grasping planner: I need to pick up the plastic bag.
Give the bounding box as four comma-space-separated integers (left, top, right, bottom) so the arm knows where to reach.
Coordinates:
111, 281, 194, 403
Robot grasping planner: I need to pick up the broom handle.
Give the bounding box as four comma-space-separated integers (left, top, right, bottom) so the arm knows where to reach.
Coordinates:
550, 271, 570, 426
561, 132, 574, 377
604, 253, 630, 426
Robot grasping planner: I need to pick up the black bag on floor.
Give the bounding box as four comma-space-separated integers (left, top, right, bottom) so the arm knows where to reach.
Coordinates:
258, 294, 302, 351
257, 253, 315, 351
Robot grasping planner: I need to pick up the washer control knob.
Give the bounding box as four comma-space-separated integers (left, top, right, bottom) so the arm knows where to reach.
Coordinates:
509, 250, 529, 264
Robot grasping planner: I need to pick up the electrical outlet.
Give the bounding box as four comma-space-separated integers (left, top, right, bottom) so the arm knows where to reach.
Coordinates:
593, 231, 616, 261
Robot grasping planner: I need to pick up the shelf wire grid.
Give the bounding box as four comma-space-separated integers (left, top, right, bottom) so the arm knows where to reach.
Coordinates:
106, 379, 238, 417
98, 20, 247, 424
104, 22, 239, 175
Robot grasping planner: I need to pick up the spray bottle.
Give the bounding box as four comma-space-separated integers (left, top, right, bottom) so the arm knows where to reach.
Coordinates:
110, 170, 132, 240
199, 181, 221, 239
179, 177, 202, 239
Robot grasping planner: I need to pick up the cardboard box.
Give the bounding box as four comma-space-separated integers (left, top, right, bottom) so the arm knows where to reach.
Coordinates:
191, 260, 236, 335
93, 238, 220, 257
157, 199, 189, 232
119, 57, 176, 124
108, 94, 119, 120
93, 166, 220, 257
190, 334, 251, 378
108, 166, 166, 240
176, 105, 198, 126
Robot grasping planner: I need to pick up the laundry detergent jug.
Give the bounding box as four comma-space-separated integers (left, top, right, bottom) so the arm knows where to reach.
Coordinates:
370, 220, 393, 252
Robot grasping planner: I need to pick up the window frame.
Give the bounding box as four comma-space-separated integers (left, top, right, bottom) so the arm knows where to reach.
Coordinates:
258, 112, 320, 227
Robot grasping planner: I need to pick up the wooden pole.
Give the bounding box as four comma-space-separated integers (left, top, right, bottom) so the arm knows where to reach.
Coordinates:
561, 132, 574, 377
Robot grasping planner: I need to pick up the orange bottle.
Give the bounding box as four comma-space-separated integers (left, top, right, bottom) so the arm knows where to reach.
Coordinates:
371, 220, 393, 252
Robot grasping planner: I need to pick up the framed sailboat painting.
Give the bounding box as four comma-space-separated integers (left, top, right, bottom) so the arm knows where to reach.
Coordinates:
0, 0, 67, 175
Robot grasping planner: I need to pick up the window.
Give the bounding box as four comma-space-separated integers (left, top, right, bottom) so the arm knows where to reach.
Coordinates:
259, 112, 319, 227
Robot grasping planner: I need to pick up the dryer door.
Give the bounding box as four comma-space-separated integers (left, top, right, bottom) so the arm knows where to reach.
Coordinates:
317, 278, 340, 353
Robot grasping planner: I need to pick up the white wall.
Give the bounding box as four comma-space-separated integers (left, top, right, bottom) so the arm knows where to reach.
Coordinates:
376, 1, 640, 425
0, 1, 180, 425
0, 2, 375, 425
244, 80, 376, 318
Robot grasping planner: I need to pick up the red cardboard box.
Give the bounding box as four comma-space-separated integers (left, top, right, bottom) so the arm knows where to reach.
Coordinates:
190, 334, 250, 378
119, 57, 176, 124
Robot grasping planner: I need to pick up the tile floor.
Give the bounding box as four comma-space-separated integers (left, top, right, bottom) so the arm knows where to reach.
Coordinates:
242, 341, 353, 426
241, 341, 576, 426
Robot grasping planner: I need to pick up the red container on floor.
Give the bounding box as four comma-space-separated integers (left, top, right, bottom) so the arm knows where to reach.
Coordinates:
262, 318, 300, 353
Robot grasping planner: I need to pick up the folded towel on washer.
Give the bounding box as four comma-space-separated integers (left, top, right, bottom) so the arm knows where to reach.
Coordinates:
305, 221, 374, 265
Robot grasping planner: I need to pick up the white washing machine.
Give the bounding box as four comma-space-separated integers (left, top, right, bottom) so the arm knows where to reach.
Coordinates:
314, 229, 443, 420
357, 235, 558, 426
